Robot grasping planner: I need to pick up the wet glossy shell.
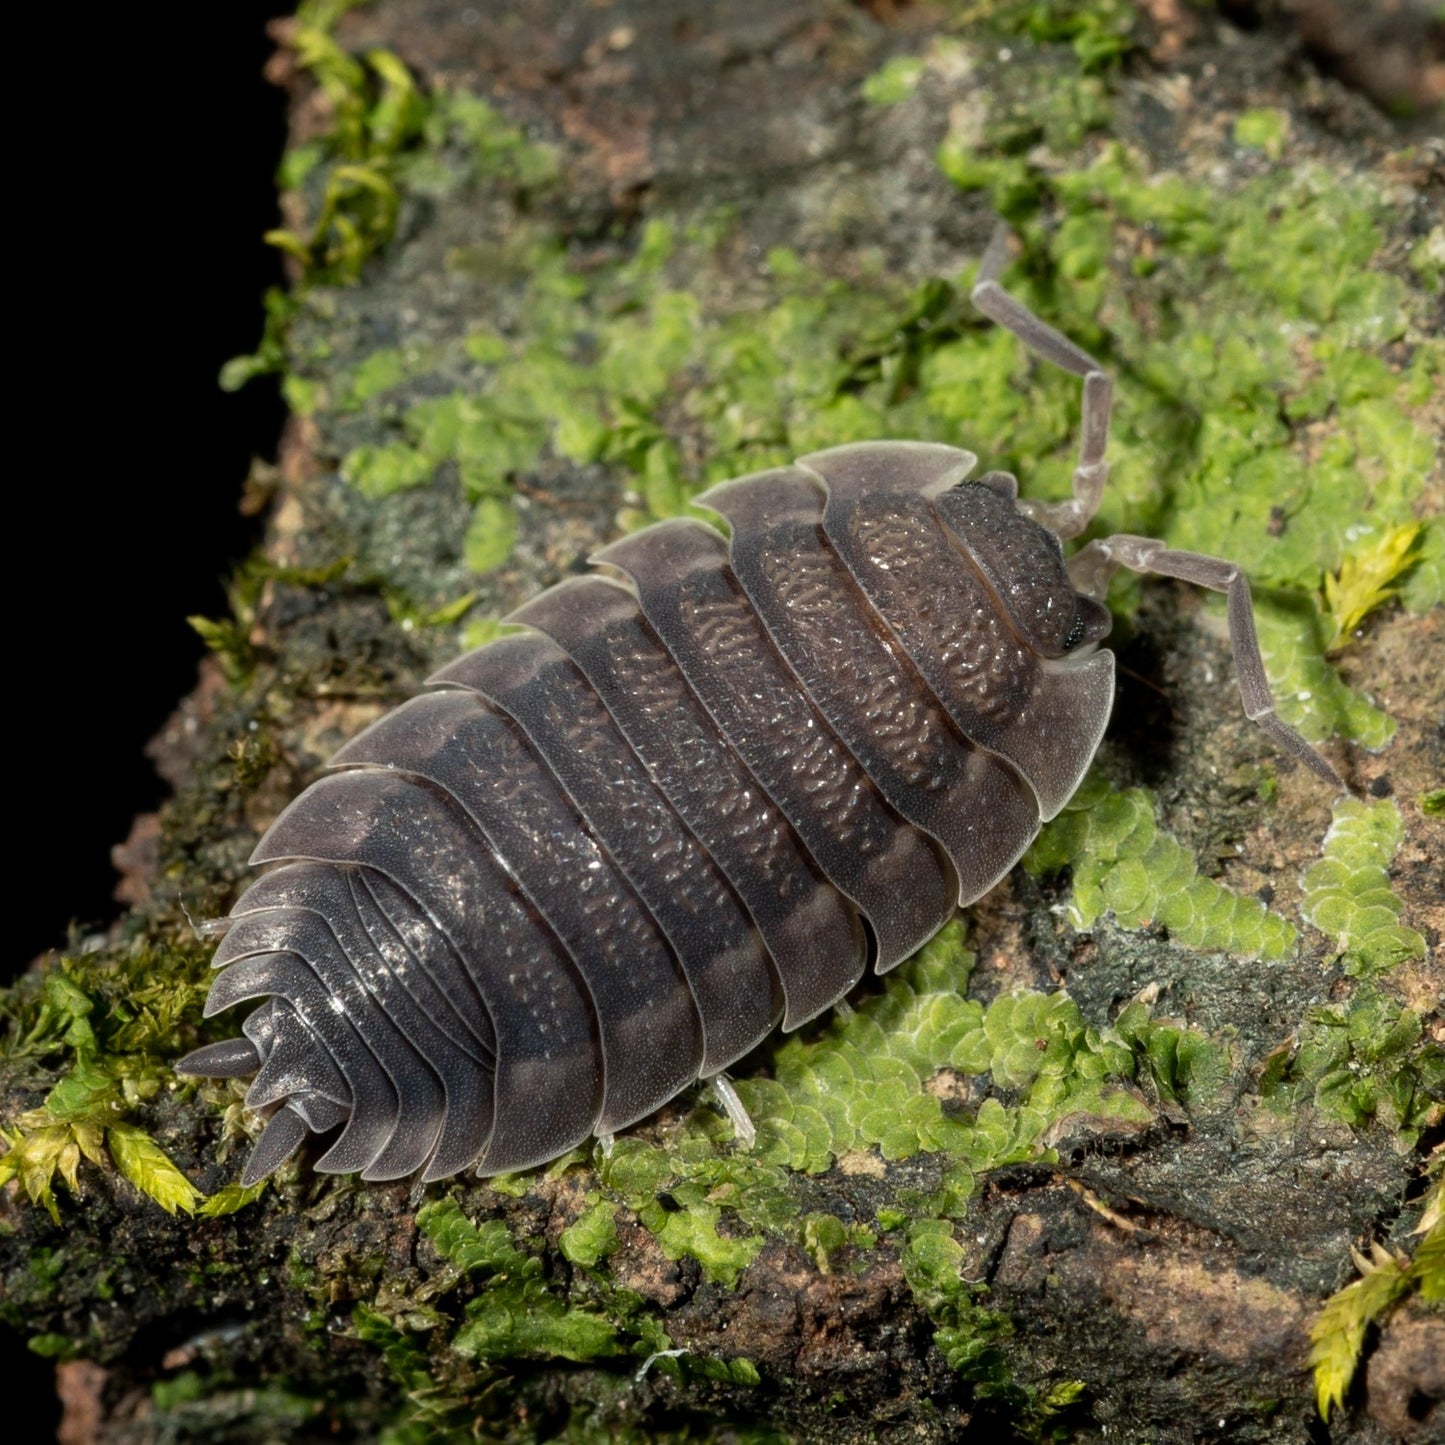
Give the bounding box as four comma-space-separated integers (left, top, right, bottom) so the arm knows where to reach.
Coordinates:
178, 441, 1116, 1185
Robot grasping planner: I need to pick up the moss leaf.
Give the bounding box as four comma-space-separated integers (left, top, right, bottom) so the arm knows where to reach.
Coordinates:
0, 1124, 76, 1224
341, 441, 436, 498
195, 1180, 269, 1218
463, 495, 517, 575
1302, 799, 1427, 976
1024, 781, 1297, 960
558, 1197, 619, 1269
418, 1197, 527, 1275
105, 1123, 204, 1215
1309, 1244, 1411, 1421
1322, 522, 1425, 649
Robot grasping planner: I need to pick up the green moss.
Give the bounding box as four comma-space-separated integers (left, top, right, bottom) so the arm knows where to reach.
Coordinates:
937, 120, 1435, 749
146, 1374, 319, 1431
746, 921, 1153, 1172
1232, 107, 1289, 159
260, 17, 429, 287
902, 1217, 1010, 1389
558, 1196, 620, 1269
26, 1330, 74, 1359
1409, 224, 1444, 293
355, 1193, 771, 1426
23, 1245, 66, 1298
862, 55, 925, 106
1259, 989, 1441, 1144
222, 9, 558, 397
568, 921, 1202, 1310
1311, 1209, 1444, 1422
429, 90, 560, 193
800, 1212, 863, 1273
1254, 602, 1394, 748
902, 1216, 1088, 1425
459, 495, 514, 574
1024, 776, 1298, 961
220, 287, 301, 392
195, 1180, 270, 1218
1114, 1001, 1230, 1107
106, 1123, 206, 1215
638, 1200, 763, 1290
1323, 523, 1427, 647
453, 1286, 624, 1364
288, 220, 707, 580
419, 1196, 528, 1274
341, 345, 412, 405
702, 1355, 762, 1387
1399, 515, 1445, 614
150, 1370, 209, 1410
341, 439, 438, 498
0, 945, 218, 1220
1302, 799, 1428, 977
188, 553, 352, 686
415, 1197, 629, 1362
946, 0, 1139, 72
353, 1304, 463, 1440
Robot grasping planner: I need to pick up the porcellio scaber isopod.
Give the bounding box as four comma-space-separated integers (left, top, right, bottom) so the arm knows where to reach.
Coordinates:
178, 227, 1342, 1187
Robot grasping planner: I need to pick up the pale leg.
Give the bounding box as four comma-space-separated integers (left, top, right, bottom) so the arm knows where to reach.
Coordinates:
971, 224, 1113, 539
1074, 534, 1344, 787
710, 1074, 757, 1149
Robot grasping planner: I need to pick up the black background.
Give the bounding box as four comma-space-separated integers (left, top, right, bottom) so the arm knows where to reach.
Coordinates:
15, 5, 289, 980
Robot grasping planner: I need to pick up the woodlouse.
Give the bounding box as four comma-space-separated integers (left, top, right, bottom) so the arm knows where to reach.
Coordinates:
177, 227, 1341, 1187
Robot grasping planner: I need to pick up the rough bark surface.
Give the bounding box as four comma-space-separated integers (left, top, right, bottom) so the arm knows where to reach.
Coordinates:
4, 3, 1441, 1443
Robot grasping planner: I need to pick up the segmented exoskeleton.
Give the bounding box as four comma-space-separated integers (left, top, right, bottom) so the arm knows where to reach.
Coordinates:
178, 228, 1340, 1186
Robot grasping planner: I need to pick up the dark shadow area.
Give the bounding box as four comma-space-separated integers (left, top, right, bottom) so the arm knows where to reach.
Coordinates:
2, 1323, 61, 1436
1215, 0, 1443, 130
1105, 615, 1180, 792
12, 5, 289, 978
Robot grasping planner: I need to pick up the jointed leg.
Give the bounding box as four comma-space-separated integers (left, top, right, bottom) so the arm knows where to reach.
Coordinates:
971, 224, 1113, 539
1064, 537, 1120, 604
710, 1073, 757, 1149
1078, 534, 1344, 788
974, 227, 1341, 788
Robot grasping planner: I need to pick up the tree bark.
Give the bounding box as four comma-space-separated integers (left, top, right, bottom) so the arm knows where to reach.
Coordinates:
4, 3, 1441, 1442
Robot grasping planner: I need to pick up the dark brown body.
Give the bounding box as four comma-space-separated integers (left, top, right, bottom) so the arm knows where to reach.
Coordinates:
179, 441, 1118, 1185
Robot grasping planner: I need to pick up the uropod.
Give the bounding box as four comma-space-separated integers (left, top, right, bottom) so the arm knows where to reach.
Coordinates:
178, 226, 1342, 1187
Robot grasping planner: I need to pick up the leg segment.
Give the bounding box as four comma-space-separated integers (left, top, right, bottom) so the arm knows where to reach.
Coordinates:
709, 1073, 757, 1149
971, 224, 1113, 539
1080, 534, 1344, 788
1064, 537, 1120, 604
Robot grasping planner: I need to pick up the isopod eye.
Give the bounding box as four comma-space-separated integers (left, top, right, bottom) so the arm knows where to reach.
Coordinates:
1063, 595, 1112, 652
932, 477, 1108, 658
